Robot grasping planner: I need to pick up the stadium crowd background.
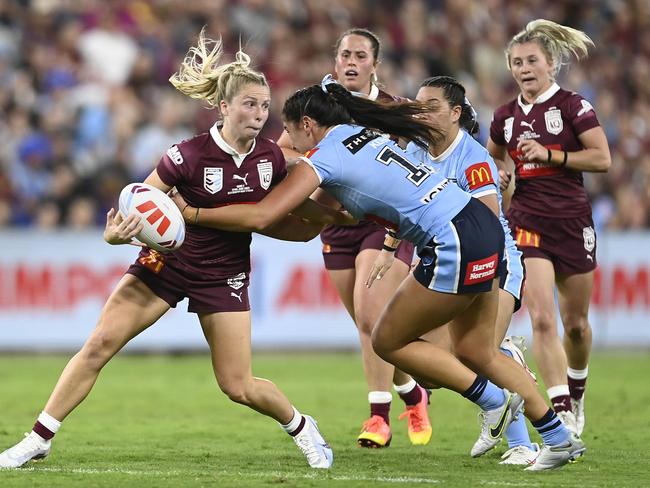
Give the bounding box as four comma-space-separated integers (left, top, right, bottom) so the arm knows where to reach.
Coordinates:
1, 0, 648, 231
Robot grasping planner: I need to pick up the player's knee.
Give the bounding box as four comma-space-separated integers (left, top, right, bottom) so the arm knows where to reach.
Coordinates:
370, 326, 393, 361
562, 314, 590, 341
529, 310, 557, 335
454, 345, 493, 373
79, 332, 118, 371
354, 311, 376, 337
218, 378, 253, 406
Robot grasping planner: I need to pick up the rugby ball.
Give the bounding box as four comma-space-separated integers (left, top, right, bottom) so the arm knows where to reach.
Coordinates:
118, 183, 185, 252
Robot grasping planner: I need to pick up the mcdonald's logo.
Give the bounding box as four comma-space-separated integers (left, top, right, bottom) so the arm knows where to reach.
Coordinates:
515, 226, 541, 248
464, 162, 494, 191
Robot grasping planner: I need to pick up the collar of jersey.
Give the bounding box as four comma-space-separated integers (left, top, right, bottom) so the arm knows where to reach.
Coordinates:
426, 129, 465, 162
517, 82, 560, 115
209, 122, 257, 168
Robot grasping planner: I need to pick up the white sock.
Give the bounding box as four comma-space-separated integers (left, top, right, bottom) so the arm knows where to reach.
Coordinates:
567, 366, 588, 380
37, 411, 61, 433
280, 406, 303, 434
393, 379, 417, 395
368, 391, 392, 404
547, 384, 570, 399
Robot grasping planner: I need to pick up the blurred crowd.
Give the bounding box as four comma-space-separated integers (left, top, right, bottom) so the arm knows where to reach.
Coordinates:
1, 0, 648, 230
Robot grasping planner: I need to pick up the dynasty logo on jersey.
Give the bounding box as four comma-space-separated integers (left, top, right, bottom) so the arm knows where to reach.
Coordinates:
465, 162, 494, 191
257, 161, 273, 190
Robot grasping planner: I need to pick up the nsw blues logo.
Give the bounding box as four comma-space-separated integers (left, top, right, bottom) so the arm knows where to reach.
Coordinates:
204, 167, 223, 194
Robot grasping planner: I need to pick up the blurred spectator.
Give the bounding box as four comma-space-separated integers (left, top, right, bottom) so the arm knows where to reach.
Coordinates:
0, 0, 647, 229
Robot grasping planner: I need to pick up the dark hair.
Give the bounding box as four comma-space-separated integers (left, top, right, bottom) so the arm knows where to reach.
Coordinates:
334, 28, 381, 61
419, 76, 479, 135
282, 83, 444, 150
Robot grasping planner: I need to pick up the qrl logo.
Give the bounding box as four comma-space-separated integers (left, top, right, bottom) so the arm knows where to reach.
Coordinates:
135, 200, 171, 236
465, 162, 494, 191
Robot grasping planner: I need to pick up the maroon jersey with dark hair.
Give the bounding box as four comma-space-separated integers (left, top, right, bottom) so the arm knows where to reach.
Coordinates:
149, 124, 287, 279
490, 84, 601, 218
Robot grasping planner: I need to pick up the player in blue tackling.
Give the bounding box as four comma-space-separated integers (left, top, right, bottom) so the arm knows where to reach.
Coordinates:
172, 76, 585, 470
402, 76, 538, 465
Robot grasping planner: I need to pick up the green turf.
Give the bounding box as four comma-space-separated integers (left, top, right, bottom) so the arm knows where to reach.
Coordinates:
0, 351, 648, 487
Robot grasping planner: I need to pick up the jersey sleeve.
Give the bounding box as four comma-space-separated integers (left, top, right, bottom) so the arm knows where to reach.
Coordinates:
299, 146, 341, 186
565, 92, 601, 136
156, 143, 190, 187
457, 151, 499, 198
489, 107, 507, 146
270, 143, 288, 187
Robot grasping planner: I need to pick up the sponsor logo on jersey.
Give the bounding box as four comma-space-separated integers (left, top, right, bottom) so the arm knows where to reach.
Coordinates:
227, 272, 246, 290
577, 99, 594, 117
545, 108, 563, 135
232, 173, 249, 185
420, 178, 450, 204
583, 226, 596, 252
464, 253, 498, 285
204, 167, 223, 194
504, 117, 514, 143
465, 162, 494, 191
520, 119, 535, 131
138, 250, 165, 274
341, 128, 380, 154
166, 145, 184, 165
515, 227, 541, 248
509, 144, 563, 178
257, 161, 273, 190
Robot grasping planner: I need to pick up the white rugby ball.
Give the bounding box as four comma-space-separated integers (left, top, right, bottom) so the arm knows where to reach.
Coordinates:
118, 183, 185, 253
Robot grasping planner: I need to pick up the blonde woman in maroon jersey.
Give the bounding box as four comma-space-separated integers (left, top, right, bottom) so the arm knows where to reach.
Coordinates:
277, 28, 431, 449
488, 19, 611, 437
0, 30, 343, 470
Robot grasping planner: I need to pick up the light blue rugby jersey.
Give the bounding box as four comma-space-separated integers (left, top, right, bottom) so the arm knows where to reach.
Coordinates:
405, 130, 521, 263
301, 124, 471, 249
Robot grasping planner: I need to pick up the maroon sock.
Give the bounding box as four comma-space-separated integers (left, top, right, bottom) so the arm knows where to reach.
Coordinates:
370, 402, 390, 424
568, 376, 587, 400
288, 416, 306, 437
32, 420, 55, 440
399, 384, 423, 407
550, 394, 573, 413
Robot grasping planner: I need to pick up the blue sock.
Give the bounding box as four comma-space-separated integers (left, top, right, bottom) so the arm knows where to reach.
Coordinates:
505, 414, 534, 448
462, 375, 506, 411
532, 409, 570, 446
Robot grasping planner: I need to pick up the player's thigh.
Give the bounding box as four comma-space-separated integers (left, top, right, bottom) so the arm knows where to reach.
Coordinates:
353, 248, 410, 330
372, 273, 474, 354
199, 311, 253, 384
495, 288, 516, 344
522, 257, 557, 329
326, 268, 356, 318
556, 270, 594, 326
88, 274, 170, 352
449, 280, 500, 367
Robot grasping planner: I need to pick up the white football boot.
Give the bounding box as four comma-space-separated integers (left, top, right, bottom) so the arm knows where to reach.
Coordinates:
556, 410, 579, 436
292, 415, 333, 469
525, 433, 586, 471
500, 336, 537, 382
471, 390, 524, 457
500, 443, 539, 465
0, 432, 51, 469
571, 395, 585, 436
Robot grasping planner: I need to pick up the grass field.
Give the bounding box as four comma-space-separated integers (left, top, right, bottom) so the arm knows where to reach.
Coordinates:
0, 351, 648, 487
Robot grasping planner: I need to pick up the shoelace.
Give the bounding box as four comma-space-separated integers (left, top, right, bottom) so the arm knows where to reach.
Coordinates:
294, 433, 322, 465
361, 415, 386, 433
398, 406, 425, 431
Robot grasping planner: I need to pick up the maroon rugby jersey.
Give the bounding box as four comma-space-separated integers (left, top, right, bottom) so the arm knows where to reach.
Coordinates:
490, 84, 601, 218
321, 87, 401, 243
151, 123, 287, 279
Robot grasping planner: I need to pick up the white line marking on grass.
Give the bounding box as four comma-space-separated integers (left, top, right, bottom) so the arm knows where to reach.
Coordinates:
16, 466, 441, 484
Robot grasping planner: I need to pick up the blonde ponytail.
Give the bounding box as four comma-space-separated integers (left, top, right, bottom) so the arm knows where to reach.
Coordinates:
506, 19, 594, 78
169, 28, 267, 107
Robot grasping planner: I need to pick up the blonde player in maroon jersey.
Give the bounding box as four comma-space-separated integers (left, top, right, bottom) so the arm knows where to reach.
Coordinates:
277, 28, 431, 449
488, 19, 611, 437
0, 30, 345, 470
